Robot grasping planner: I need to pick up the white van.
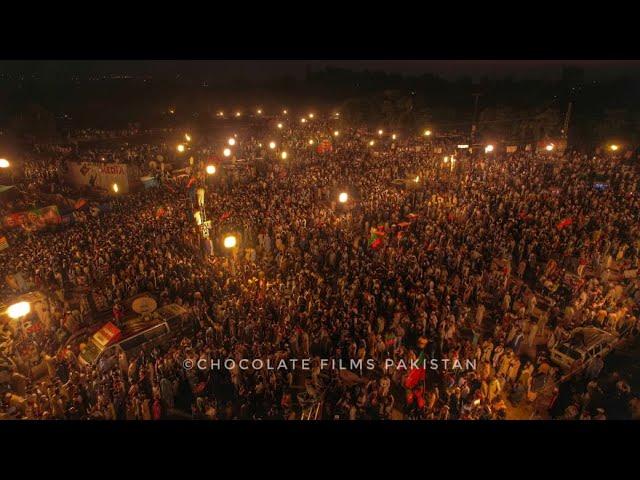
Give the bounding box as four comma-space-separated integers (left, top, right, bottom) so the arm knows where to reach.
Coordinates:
79, 304, 190, 371
550, 327, 617, 372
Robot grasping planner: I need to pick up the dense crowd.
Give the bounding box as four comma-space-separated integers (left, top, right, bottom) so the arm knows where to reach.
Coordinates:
1, 117, 639, 420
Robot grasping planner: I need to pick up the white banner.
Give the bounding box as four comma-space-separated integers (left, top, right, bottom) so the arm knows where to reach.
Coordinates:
66, 162, 130, 193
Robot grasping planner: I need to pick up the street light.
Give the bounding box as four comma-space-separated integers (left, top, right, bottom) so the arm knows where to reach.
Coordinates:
257, 109, 262, 115
269, 141, 276, 150
308, 113, 314, 119
309, 139, 314, 145
185, 133, 191, 142
177, 144, 185, 153
0, 159, 9, 169
392, 134, 397, 140
610, 144, 619, 151
334, 130, 340, 137
281, 151, 288, 160
228, 138, 236, 146
223, 235, 237, 249
301, 118, 307, 123
223, 148, 232, 157
338, 192, 348, 203
277, 123, 283, 129
7, 301, 30, 319
485, 144, 494, 153
369, 140, 375, 146
424, 130, 432, 136
546, 144, 554, 152
112, 183, 119, 193
414, 175, 420, 183
235, 112, 241, 117
378, 129, 384, 136
283, 109, 288, 115
206, 165, 216, 175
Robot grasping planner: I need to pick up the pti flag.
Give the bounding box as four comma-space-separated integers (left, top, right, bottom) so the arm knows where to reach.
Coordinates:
368, 226, 385, 249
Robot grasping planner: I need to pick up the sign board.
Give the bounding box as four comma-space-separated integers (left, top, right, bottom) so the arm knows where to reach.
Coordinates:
65, 161, 131, 193
92, 322, 121, 349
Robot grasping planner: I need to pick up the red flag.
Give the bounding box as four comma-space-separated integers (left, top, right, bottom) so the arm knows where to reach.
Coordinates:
370, 238, 383, 249
404, 352, 426, 389
556, 217, 573, 230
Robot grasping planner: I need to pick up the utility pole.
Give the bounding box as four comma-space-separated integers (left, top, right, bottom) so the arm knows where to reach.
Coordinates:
471, 92, 482, 145
562, 101, 573, 140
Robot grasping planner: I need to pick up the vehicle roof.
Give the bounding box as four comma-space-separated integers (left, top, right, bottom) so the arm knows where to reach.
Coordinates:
566, 327, 616, 351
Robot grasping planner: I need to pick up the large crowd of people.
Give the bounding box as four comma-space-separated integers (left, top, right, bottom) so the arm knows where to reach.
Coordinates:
1, 114, 639, 420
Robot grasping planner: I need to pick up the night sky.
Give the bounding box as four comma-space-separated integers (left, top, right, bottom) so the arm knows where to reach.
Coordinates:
2, 60, 640, 82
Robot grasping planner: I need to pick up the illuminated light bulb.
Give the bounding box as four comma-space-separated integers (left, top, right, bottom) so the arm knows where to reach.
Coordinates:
223, 235, 237, 249
7, 301, 30, 319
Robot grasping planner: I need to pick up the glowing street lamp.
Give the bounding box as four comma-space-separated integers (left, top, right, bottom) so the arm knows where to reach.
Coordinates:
177, 144, 185, 153
334, 130, 340, 137
269, 141, 276, 150
257, 109, 262, 115
413, 175, 420, 183
301, 118, 307, 123
7, 301, 30, 319
545, 144, 554, 152
443, 156, 450, 164
378, 129, 384, 136
485, 144, 494, 153
369, 140, 375, 147
308, 113, 314, 119
218, 111, 224, 117
223, 235, 237, 249
277, 123, 283, 130
283, 109, 288, 115
392, 134, 397, 140
309, 139, 314, 145
235, 112, 241, 117
338, 192, 348, 203
0, 159, 9, 169
206, 165, 216, 175
112, 183, 119, 193
223, 148, 232, 157
185, 133, 191, 142
228, 138, 236, 146
281, 151, 288, 160
424, 129, 432, 136
610, 144, 619, 151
